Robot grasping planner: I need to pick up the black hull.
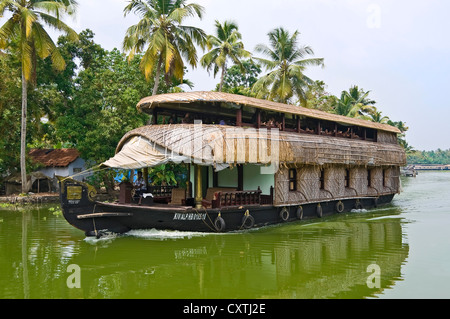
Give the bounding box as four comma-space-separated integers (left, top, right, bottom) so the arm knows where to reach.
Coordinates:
59, 179, 395, 237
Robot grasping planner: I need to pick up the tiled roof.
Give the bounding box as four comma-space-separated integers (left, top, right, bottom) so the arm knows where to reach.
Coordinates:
29, 149, 80, 167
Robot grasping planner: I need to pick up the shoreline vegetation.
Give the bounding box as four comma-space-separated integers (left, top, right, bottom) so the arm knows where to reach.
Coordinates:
0, 0, 443, 201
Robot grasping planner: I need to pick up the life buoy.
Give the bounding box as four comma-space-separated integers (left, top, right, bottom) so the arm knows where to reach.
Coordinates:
214, 215, 226, 232
241, 211, 255, 229
316, 204, 323, 218
280, 207, 289, 221
336, 201, 344, 213
354, 199, 363, 210
296, 205, 303, 220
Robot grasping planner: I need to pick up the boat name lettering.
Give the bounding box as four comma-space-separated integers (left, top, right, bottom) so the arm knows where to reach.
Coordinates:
68, 200, 80, 205
173, 213, 206, 220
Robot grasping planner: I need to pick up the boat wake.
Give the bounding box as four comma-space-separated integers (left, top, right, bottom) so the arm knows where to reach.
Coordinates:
124, 228, 211, 240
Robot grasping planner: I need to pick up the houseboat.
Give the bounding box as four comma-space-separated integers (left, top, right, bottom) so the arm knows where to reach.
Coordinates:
59, 91, 406, 237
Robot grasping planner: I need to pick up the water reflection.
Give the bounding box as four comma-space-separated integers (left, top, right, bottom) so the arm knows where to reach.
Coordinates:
1, 205, 408, 299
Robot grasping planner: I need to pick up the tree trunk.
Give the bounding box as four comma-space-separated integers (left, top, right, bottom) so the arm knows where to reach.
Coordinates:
219, 65, 227, 92
152, 56, 163, 96
20, 70, 28, 194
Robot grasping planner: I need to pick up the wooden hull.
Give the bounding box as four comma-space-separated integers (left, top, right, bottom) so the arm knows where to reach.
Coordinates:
59, 178, 395, 237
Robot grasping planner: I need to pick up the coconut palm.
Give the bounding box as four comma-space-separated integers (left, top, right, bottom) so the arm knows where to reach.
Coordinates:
200, 20, 251, 92
333, 85, 376, 119
123, 0, 206, 95
251, 27, 324, 105
0, 0, 78, 193
368, 108, 390, 124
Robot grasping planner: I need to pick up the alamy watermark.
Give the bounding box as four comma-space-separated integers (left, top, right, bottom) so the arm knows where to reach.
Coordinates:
367, 3, 382, 29
67, 264, 81, 289
366, 263, 381, 289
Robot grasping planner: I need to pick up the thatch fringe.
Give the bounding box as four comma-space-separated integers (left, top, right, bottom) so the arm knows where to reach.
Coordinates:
115, 124, 406, 168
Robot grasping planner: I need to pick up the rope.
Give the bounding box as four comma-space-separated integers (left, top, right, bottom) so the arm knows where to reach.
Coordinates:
239, 209, 251, 230
193, 207, 217, 232
60, 164, 105, 182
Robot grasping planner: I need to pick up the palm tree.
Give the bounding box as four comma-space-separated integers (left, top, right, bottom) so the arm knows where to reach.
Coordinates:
333, 85, 376, 119
251, 27, 324, 105
200, 20, 251, 92
123, 0, 206, 96
0, 0, 78, 193
367, 108, 390, 124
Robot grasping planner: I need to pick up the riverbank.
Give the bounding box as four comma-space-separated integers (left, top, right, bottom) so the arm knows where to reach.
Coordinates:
0, 191, 116, 205
0, 192, 59, 205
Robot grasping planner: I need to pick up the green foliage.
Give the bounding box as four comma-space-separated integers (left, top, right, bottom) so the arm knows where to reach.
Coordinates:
407, 149, 450, 165
303, 80, 336, 112
54, 47, 150, 163
332, 85, 376, 119
218, 59, 261, 96
0, 53, 21, 174
252, 27, 324, 104
201, 20, 251, 91
123, 0, 206, 94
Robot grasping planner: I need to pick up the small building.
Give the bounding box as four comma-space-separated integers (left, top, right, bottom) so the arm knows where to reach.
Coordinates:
29, 149, 89, 191
4, 171, 52, 195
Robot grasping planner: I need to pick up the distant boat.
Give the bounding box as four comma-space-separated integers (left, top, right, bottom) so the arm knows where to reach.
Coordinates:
401, 166, 417, 177
58, 92, 406, 237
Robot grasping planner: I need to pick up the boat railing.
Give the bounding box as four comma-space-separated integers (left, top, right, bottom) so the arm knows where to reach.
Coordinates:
212, 189, 263, 208
146, 185, 177, 201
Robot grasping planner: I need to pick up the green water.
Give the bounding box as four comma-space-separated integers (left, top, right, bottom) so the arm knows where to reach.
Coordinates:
0, 171, 449, 299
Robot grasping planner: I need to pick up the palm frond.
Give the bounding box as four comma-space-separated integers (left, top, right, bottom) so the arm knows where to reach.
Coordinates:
37, 11, 78, 41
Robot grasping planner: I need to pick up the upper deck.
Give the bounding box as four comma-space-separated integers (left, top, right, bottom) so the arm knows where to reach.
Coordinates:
137, 91, 401, 145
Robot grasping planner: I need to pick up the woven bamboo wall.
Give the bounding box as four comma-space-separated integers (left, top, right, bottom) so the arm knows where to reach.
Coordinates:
274, 164, 401, 206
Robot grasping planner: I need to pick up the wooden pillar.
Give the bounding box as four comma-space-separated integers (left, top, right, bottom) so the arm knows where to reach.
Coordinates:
143, 167, 149, 190
194, 164, 203, 209
317, 120, 321, 135
256, 109, 261, 129
152, 109, 158, 125
236, 107, 242, 127
213, 170, 218, 187
186, 164, 192, 198
296, 116, 301, 133
237, 164, 243, 191
281, 113, 285, 131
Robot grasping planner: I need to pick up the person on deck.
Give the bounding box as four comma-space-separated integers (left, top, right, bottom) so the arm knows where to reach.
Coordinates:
134, 171, 146, 197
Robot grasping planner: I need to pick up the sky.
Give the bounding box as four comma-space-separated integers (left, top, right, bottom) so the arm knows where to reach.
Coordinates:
57, 0, 450, 151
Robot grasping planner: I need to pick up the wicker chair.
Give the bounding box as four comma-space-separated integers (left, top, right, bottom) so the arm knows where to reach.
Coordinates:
169, 188, 186, 205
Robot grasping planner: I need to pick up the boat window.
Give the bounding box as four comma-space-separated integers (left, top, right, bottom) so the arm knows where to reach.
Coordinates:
319, 169, 325, 189
288, 168, 297, 191
366, 128, 377, 141
367, 169, 372, 187
344, 169, 350, 188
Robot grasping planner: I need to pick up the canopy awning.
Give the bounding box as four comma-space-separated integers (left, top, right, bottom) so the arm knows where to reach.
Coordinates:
102, 136, 186, 169
102, 124, 406, 170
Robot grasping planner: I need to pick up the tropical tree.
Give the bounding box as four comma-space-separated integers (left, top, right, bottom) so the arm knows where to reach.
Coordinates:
123, 0, 206, 96
304, 80, 336, 113
367, 108, 390, 124
0, 0, 78, 193
200, 20, 251, 92
333, 85, 376, 119
252, 27, 324, 105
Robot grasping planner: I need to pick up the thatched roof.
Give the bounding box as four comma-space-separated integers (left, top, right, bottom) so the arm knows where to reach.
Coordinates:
137, 91, 401, 134
29, 149, 80, 167
107, 124, 406, 169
